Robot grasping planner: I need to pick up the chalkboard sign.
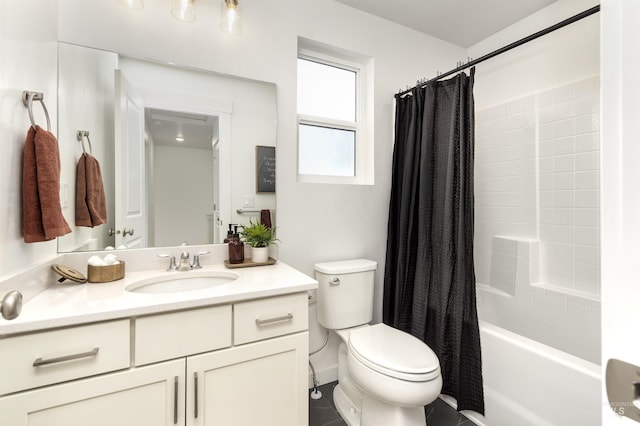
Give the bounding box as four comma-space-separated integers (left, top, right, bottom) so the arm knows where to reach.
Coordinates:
256, 145, 276, 193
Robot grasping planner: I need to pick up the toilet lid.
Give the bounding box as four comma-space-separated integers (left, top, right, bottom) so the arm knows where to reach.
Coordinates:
348, 323, 440, 382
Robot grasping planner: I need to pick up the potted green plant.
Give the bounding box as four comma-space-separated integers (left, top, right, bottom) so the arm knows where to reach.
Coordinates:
240, 219, 278, 263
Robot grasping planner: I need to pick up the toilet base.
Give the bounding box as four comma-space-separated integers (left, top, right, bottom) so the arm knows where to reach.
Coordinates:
333, 383, 361, 426
360, 392, 426, 426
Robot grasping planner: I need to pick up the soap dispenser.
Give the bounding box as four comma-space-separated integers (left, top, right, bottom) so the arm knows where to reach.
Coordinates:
228, 225, 244, 264
223, 224, 234, 243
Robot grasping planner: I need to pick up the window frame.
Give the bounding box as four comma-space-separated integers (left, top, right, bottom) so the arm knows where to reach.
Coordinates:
297, 49, 367, 184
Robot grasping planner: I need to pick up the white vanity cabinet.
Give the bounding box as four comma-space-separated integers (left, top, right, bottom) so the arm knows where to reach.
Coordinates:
0, 291, 309, 426
186, 293, 309, 426
0, 359, 186, 426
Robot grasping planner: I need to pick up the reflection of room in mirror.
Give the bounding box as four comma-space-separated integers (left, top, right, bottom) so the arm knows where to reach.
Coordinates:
146, 108, 217, 247
55, 43, 277, 253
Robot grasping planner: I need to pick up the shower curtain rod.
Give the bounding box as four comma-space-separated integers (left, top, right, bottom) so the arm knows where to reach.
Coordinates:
398, 4, 600, 97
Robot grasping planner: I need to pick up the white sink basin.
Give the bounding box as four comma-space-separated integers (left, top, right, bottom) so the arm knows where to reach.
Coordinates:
125, 271, 239, 294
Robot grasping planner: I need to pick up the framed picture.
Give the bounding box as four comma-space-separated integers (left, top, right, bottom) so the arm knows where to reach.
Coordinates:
256, 145, 275, 193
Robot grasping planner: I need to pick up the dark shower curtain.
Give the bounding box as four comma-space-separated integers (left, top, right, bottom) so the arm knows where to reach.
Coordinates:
383, 69, 484, 414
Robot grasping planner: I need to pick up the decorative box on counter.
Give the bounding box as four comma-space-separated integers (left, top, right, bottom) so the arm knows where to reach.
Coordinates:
88, 261, 125, 283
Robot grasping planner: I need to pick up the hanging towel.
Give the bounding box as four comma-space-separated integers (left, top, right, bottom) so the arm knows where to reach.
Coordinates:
23, 125, 71, 242
75, 152, 108, 227
260, 209, 272, 229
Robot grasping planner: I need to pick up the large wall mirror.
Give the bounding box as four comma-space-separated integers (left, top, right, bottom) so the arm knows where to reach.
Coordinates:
57, 42, 276, 253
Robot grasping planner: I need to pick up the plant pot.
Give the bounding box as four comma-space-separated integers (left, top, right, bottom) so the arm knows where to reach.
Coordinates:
251, 246, 269, 263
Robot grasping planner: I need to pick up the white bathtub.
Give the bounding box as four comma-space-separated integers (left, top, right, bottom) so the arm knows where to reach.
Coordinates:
454, 321, 601, 426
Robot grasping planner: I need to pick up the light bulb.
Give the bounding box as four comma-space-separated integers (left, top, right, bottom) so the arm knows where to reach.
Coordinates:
171, 0, 196, 22
220, 0, 242, 35
117, 0, 144, 9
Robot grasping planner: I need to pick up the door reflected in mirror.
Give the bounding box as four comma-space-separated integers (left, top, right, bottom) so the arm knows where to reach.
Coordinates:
57, 42, 276, 253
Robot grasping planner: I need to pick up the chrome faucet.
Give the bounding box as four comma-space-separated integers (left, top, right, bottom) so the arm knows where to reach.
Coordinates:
158, 250, 210, 271
191, 251, 210, 269
177, 251, 192, 271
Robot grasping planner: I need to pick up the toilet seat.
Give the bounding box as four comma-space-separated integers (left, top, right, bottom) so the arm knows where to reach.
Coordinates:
348, 323, 440, 382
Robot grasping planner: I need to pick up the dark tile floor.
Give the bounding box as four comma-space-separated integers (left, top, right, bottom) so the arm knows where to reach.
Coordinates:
309, 382, 474, 426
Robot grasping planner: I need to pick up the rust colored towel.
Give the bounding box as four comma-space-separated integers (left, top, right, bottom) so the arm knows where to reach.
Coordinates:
23, 126, 71, 242
260, 209, 272, 229
76, 152, 108, 227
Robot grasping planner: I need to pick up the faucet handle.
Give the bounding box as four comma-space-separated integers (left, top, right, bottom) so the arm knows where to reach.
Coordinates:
158, 254, 177, 271
191, 251, 210, 269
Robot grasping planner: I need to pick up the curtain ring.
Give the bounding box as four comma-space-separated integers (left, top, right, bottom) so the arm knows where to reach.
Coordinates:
22, 91, 51, 132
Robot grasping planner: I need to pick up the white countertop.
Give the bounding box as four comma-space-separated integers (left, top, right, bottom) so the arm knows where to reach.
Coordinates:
0, 260, 317, 336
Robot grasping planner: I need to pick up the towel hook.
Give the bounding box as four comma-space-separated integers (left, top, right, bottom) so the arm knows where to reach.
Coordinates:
76, 130, 93, 155
22, 91, 51, 132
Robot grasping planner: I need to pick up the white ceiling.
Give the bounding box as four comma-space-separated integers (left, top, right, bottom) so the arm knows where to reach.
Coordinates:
334, 0, 558, 47
145, 108, 218, 150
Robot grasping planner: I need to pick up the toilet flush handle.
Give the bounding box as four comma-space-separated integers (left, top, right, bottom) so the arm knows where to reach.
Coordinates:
330, 277, 341, 286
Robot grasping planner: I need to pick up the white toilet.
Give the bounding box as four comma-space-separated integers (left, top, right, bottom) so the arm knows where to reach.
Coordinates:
315, 259, 442, 426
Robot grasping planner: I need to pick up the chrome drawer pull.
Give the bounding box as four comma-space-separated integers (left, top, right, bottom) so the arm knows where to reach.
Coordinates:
174, 376, 178, 424
33, 347, 99, 367
255, 313, 293, 326
194, 372, 199, 419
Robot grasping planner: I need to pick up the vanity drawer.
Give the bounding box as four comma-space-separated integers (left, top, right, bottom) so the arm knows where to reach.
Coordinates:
234, 292, 308, 345
135, 304, 232, 366
0, 319, 130, 396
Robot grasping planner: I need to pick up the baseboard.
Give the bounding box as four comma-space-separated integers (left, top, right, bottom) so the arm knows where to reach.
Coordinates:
308, 363, 337, 389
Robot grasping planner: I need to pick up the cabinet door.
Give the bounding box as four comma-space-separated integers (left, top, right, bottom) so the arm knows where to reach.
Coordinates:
187, 332, 308, 426
0, 359, 185, 426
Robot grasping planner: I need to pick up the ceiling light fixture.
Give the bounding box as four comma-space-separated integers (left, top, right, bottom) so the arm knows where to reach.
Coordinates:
117, 0, 144, 9
176, 136, 185, 142
220, 0, 242, 35
171, 0, 196, 22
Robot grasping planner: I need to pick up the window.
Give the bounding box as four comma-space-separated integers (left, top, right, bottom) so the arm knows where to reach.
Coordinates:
297, 41, 372, 184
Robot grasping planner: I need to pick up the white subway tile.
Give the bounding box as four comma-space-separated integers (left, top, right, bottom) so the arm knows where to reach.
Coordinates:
552, 224, 575, 243
491, 117, 506, 134
539, 140, 555, 157
540, 207, 554, 224
575, 151, 599, 171
575, 208, 600, 227
575, 114, 600, 134
521, 94, 536, 111
550, 242, 575, 262
575, 244, 599, 265
575, 171, 599, 190
538, 105, 555, 124
575, 132, 599, 152
490, 104, 506, 120
553, 101, 575, 121
554, 172, 575, 190
575, 190, 599, 208
554, 136, 575, 155
540, 173, 554, 191
505, 98, 522, 115
554, 190, 575, 208
554, 154, 575, 173
540, 157, 554, 174
553, 119, 575, 138
575, 226, 600, 246
539, 123, 554, 140
554, 208, 574, 225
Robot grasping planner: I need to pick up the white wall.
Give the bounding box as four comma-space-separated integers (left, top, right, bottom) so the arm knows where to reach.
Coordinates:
154, 145, 214, 246
57, 43, 117, 252
601, 1, 640, 424
57, 0, 466, 382
467, 0, 601, 364
0, 0, 59, 277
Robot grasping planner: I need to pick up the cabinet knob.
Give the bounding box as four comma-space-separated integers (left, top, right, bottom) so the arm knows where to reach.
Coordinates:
122, 227, 135, 237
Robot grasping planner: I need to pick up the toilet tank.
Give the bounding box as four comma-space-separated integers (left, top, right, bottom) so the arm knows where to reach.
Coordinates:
315, 259, 377, 330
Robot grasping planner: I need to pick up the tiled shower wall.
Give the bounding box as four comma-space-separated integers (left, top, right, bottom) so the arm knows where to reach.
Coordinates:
475, 75, 599, 298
